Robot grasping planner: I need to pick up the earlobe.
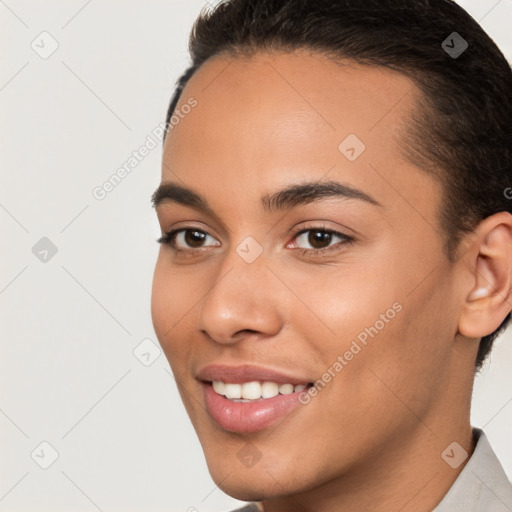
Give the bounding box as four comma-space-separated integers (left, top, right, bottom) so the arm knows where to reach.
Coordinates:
458, 212, 512, 339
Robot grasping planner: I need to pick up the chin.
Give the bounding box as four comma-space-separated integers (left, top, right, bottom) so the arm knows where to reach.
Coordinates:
204, 453, 306, 502
210, 474, 288, 502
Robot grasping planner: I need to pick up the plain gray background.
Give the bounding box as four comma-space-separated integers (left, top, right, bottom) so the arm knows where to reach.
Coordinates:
1, 1, 511, 511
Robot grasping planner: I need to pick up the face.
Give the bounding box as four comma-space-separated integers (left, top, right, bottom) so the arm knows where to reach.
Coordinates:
151, 51, 466, 500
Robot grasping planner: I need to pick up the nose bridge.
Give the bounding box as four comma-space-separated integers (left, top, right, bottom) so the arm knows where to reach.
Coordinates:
198, 239, 281, 343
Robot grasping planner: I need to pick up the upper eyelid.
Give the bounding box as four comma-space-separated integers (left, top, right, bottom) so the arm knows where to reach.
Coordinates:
163, 225, 347, 239
289, 228, 352, 249
163, 225, 352, 249
161, 218, 351, 237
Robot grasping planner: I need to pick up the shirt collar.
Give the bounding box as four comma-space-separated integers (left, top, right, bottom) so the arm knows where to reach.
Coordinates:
434, 428, 512, 511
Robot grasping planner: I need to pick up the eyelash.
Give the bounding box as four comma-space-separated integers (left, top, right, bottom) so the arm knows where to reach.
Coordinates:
156, 226, 355, 258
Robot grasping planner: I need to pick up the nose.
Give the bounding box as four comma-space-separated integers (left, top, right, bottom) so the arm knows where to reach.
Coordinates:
197, 250, 283, 345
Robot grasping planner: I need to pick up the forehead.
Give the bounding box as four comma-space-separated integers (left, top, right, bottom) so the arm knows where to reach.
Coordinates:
170, 50, 417, 140
162, 50, 440, 226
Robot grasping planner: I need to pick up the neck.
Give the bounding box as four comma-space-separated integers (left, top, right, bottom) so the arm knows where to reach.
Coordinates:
261, 418, 475, 512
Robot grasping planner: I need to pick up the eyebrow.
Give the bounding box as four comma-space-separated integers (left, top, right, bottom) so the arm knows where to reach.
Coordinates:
151, 179, 382, 215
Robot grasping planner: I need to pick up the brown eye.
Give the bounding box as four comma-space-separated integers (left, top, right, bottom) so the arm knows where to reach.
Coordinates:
293, 228, 352, 252
306, 230, 334, 249
183, 230, 208, 248
157, 228, 221, 251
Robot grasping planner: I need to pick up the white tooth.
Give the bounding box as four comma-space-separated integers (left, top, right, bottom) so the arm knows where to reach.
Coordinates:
278, 383, 294, 395
261, 381, 279, 398
215, 381, 303, 399
224, 383, 242, 399
212, 381, 225, 395
241, 381, 262, 400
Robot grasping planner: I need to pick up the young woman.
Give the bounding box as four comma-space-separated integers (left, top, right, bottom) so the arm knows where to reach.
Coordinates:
151, 1, 512, 510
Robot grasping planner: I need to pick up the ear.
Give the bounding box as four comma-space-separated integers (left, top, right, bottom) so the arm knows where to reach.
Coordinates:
458, 212, 512, 339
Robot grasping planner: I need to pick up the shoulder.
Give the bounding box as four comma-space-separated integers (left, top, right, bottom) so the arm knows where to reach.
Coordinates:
228, 504, 262, 512
434, 428, 512, 511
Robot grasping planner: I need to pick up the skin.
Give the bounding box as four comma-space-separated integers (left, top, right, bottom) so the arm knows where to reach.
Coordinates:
151, 50, 512, 512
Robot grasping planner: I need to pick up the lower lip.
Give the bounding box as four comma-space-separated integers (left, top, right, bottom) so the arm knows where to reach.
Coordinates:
202, 382, 308, 433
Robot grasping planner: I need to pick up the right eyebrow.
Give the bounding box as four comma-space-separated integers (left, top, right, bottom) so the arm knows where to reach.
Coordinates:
151, 181, 215, 215
151, 179, 382, 215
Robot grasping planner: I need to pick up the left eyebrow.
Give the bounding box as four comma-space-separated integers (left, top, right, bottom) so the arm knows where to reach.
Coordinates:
151, 179, 383, 213
260, 180, 382, 213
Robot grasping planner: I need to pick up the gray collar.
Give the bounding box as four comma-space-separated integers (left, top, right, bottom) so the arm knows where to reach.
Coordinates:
434, 428, 512, 511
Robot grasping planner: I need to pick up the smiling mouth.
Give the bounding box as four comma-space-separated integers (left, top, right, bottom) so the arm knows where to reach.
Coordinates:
205, 380, 314, 402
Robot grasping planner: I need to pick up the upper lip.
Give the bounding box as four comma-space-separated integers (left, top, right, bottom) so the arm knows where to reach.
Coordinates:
196, 363, 313, 385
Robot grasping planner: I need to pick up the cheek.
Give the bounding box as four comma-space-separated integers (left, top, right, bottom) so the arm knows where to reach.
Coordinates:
295, 264, 401, 358
332, 275, 456, 425
294, 256, 453, 417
